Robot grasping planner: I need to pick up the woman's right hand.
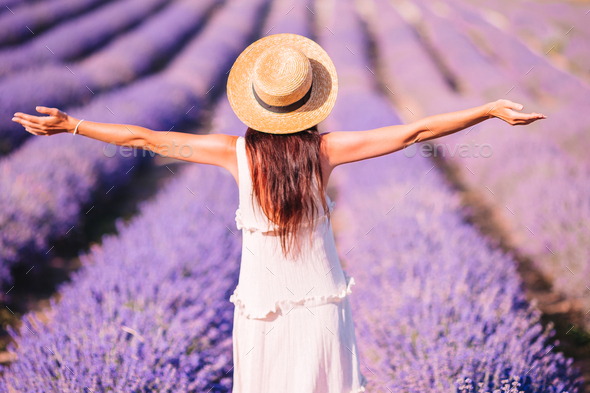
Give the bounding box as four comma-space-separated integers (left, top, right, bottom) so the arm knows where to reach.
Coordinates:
12, 106, 77, 136
488, 99, 546, 125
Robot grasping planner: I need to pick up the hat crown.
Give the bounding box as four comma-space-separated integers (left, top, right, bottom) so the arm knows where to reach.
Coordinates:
252, 45, 313, 107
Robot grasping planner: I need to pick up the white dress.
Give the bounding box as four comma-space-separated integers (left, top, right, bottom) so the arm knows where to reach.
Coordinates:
229, 136, 368, 393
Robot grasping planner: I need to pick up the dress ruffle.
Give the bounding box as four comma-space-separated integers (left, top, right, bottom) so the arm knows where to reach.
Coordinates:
234, 208, 262, 232
235, 200, 336, 233
230, 269, 355, 320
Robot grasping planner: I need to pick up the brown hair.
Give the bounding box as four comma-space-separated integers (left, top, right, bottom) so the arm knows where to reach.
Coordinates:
245, 126, 330, 259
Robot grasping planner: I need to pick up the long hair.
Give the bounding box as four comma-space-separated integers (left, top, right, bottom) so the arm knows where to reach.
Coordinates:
244, 125, 330, 259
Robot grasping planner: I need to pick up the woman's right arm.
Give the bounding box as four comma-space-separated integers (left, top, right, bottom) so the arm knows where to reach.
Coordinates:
321, 99, 545, 172
12, 106, 238, 170
12, 106, 238, 182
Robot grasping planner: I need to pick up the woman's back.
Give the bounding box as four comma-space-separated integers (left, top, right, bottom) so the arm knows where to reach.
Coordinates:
230, 135, 354, 320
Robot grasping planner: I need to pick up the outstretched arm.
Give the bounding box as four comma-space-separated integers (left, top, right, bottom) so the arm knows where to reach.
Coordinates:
322, 99, 546, 170
12, 106, 237, 170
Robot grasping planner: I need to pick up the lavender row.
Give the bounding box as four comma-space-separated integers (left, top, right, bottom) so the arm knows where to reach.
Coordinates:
383, 0, 590, 329
0, 139, 242, 391
447, 0, 590, 168
0, 0, 36, 17
460, 0, 590, 82
0, 0, 110, 46
317, 1, 582, 391
0, 0, 170, 78
0, 0, 268, 289
418, 0, 590, 164
0, 0, 218, 152
366, 0, 590, 327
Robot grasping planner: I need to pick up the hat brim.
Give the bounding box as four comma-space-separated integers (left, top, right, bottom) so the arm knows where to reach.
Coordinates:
227, 33, 338, 134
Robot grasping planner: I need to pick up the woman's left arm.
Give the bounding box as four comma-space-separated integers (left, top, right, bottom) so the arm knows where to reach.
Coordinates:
322, 99, 546, 168
408, 99, 545, 144
12, 106, 237, 168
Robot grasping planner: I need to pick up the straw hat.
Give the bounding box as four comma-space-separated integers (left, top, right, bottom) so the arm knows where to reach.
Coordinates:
227, 33, 338, 134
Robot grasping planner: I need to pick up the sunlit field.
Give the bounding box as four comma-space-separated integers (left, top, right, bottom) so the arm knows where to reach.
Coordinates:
0, 0, 588, 391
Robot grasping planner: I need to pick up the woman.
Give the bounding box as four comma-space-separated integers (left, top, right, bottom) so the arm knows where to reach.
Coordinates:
12, 34, 544, 392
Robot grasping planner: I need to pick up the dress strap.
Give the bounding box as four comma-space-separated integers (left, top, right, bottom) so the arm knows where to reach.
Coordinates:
235, 136, 262, 232
236, 136, 251, 191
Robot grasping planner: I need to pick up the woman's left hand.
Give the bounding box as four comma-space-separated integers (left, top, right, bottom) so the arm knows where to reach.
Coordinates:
488, 99, 546, 125
12, 106, 76, 136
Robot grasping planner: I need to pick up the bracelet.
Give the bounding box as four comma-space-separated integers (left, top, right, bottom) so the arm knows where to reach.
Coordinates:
73, 119, 84, 135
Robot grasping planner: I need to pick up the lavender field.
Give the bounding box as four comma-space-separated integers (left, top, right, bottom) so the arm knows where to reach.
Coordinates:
361, 0, 590, 338
0, 0, 588, 391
